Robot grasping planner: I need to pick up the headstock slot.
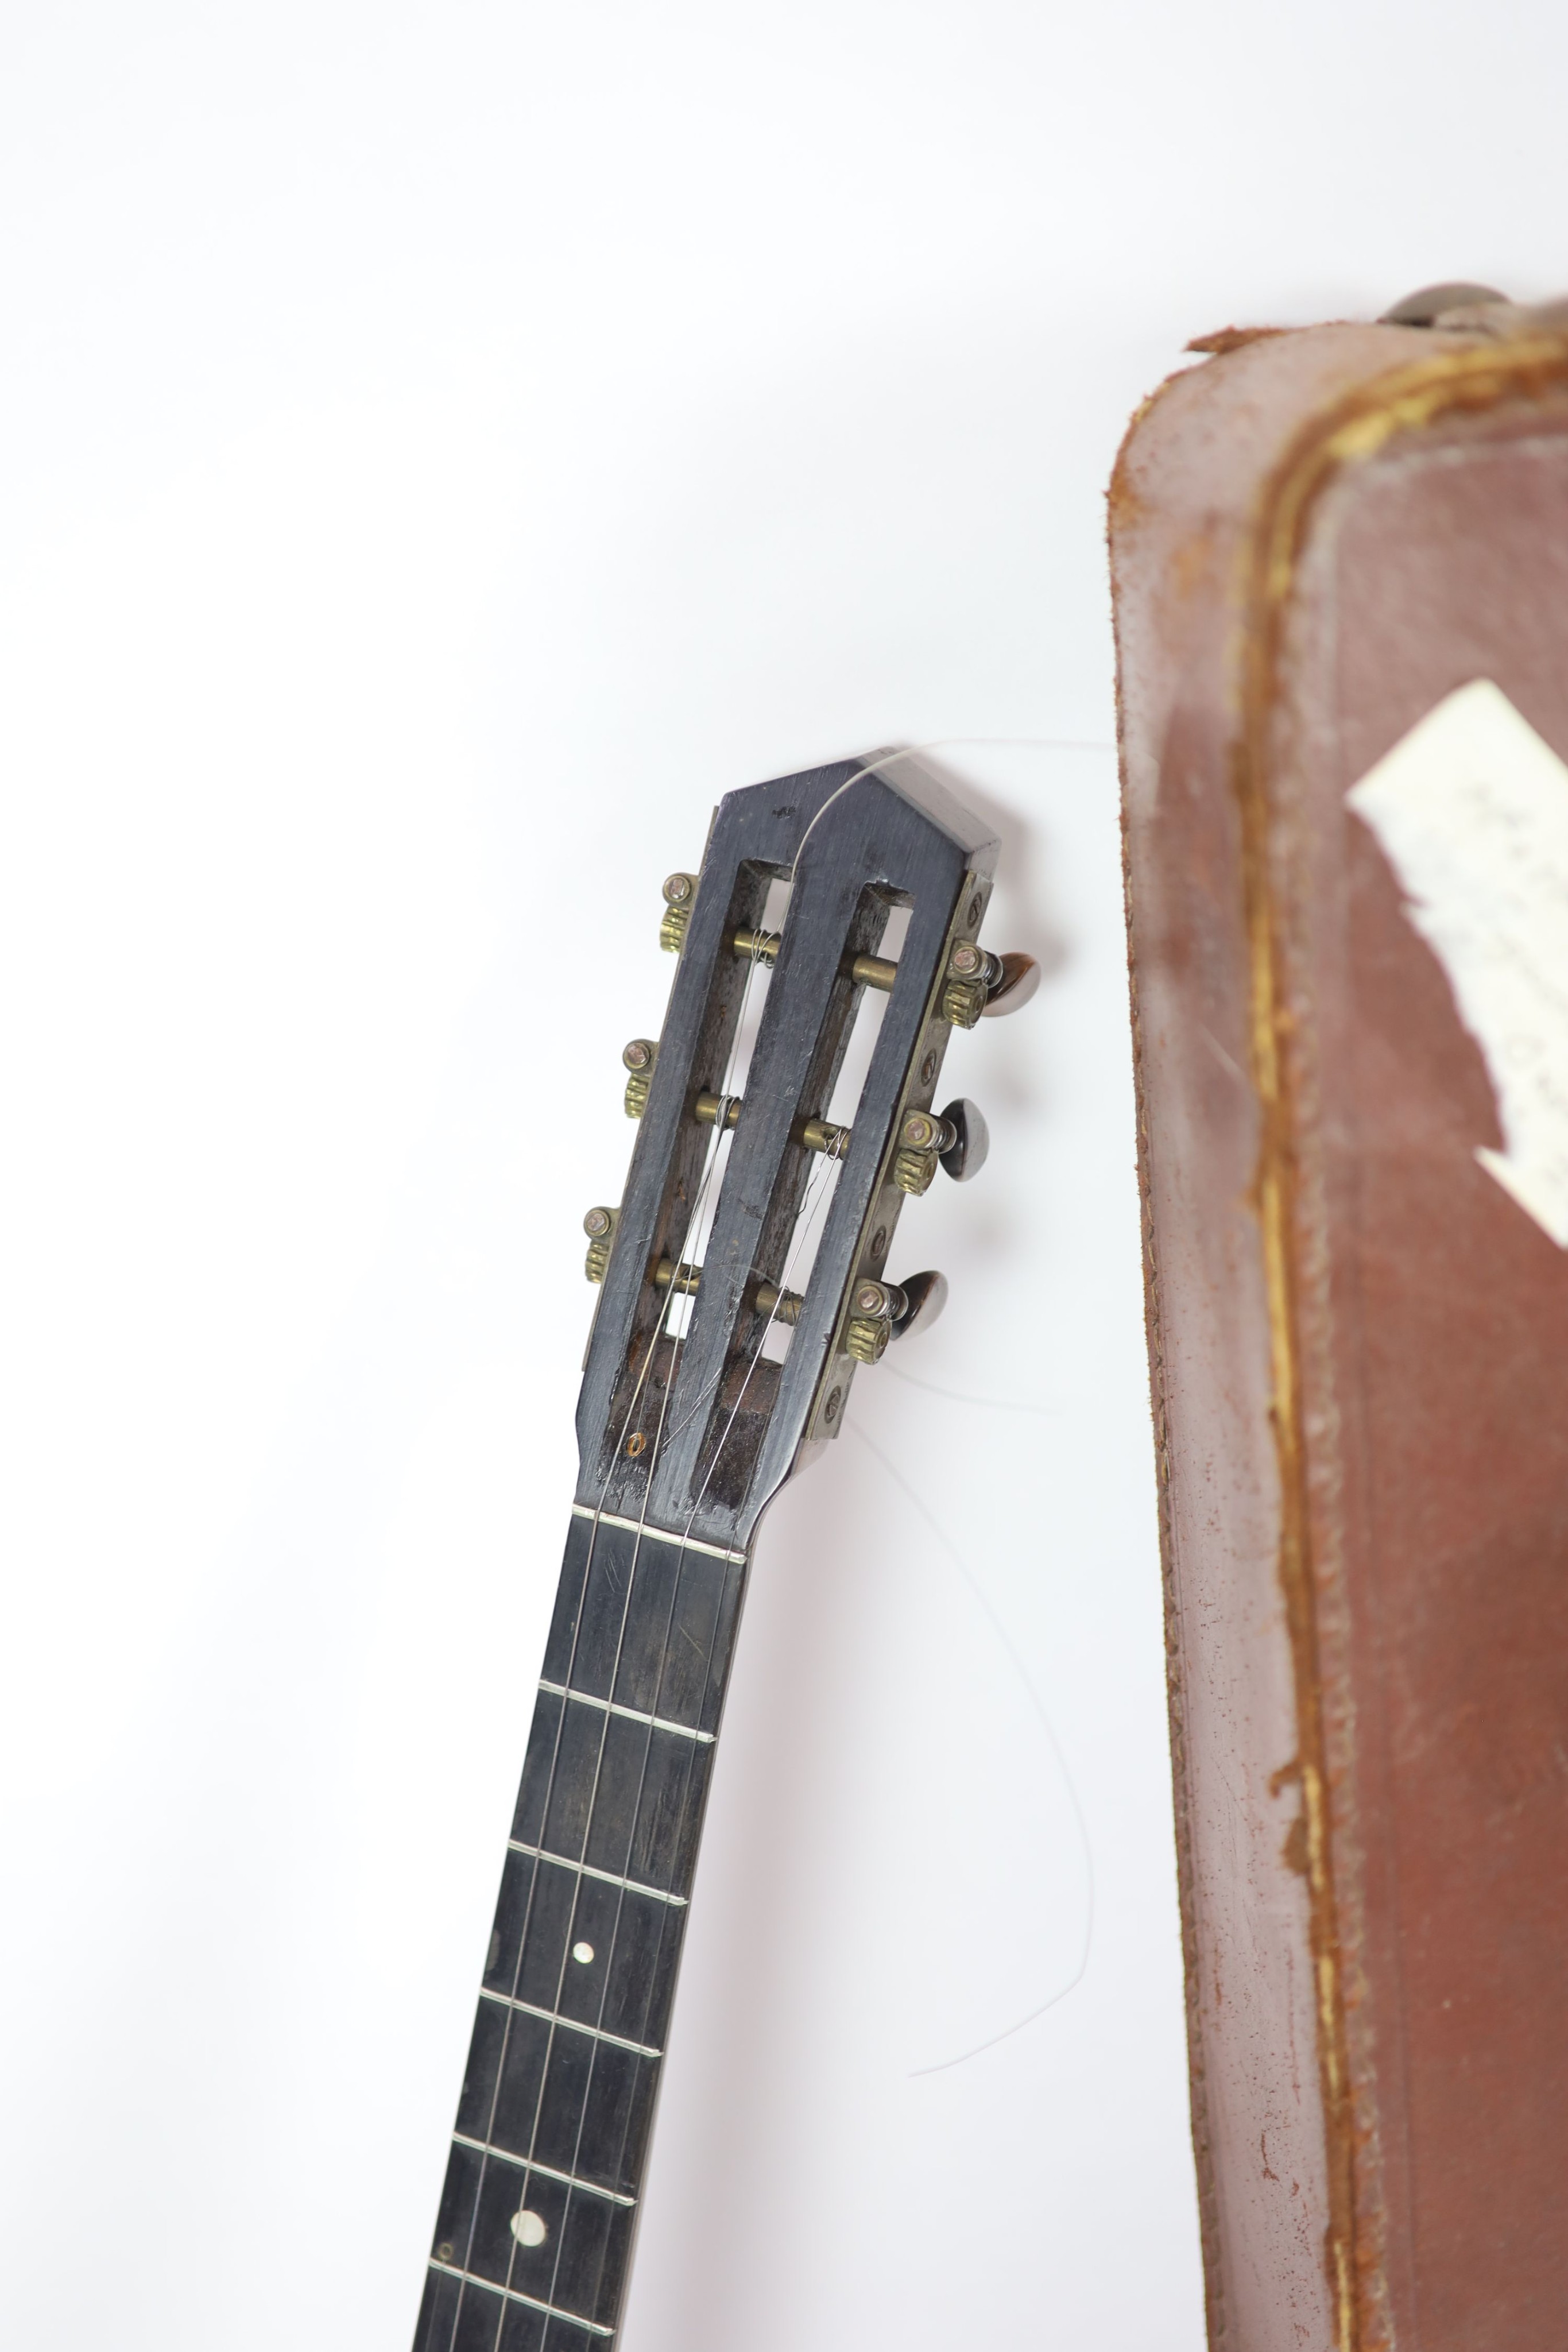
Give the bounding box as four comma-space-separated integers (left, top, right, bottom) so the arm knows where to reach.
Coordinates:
602, 853, 784, 1438
657, 871, 795, 1344
684, 880, 900, 1510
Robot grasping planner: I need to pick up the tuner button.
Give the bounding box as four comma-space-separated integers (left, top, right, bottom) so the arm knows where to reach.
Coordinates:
622, 1038, 657, 1117
583, 1205, 617, 1283
936, 1097, 989, 1182
660, 873, 696, 954
889, 1269, 948, 1341
980, 950, 1040, 1018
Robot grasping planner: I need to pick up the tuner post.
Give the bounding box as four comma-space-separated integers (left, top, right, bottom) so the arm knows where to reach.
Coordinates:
694, 1092, 742, 1131
651, 1257, 804, 1325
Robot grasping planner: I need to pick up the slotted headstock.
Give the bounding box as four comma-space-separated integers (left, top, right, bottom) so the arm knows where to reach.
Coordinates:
576, 752, 1033, 1553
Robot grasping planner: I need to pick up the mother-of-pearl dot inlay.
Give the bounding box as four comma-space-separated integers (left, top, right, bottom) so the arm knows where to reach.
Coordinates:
510, 2208, 547, 2247
572, 1940, 595, 1964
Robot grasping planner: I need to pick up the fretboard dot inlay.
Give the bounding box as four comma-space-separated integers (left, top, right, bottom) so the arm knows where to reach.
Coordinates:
572, 1940, 595, 1963
510, 2208, 548, 2247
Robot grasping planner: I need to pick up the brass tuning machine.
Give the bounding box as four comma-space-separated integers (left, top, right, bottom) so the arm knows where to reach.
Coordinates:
893, 1097, 989, 1197
942, 941, 1040, 1028
845, 1270, 949, 1363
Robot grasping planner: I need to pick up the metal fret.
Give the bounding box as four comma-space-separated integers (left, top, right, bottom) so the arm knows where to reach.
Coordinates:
506, 1838, 689, 1908
478, 1983, 663, 2060
568, 1502, 747, 1563
539, 1676, 715, 1746
425, 2257, 614, 2338
450, 2131, 638, 2208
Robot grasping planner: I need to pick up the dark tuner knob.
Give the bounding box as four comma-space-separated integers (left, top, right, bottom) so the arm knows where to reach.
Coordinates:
936, 1097, 989, 1183
980, 950, 1040, 1017
1379, 282, 1508, 326
890, 1270, 948, 1341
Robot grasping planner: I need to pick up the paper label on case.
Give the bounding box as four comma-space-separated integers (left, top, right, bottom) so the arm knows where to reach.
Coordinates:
1346, 679, 1568, 1248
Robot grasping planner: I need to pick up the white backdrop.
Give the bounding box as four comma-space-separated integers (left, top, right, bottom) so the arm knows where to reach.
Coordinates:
3, 6, 1566, 2348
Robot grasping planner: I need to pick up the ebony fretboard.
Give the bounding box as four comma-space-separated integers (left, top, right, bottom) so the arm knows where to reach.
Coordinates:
414, 1508, 749, 2351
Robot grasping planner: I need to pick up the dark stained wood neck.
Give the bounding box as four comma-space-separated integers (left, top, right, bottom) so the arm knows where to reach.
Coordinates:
414, 1508, 750, 2351
415, 751, 1004, 2349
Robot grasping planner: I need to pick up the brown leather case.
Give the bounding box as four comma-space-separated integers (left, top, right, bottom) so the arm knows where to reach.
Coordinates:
1110, 305, 1568, 2351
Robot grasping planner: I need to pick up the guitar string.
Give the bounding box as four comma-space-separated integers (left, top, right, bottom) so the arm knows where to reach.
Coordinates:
652, 1124, 850, 1453
561, 1115, 851, 2339
442, 948, 766, 2351
529, 757, 936, 2341
471, 1025, 757, 2341
473, 933, 775, 2346
532, 895, 857, 2288
566, 784, 902, 2333
847, 1417, 1095, 2072
495, 935, 782, 2335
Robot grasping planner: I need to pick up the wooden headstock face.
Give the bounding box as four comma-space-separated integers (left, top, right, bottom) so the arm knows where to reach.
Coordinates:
575, 752, 1017, 1553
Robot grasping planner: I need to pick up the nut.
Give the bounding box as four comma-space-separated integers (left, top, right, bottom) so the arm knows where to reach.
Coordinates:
949, 941, 984, 977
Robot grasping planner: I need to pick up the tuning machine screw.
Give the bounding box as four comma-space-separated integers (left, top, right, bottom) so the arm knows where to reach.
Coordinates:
583, 1205, 618, 1283
622, 1038, 657, 1117
660, 872, 696, 954
893, 1097, 989, 1194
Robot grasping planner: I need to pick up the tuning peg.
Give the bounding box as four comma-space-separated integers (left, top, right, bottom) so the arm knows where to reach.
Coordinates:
889, 1268, 948, 1340
942, 941, 1040, 1027
892, 1098, 989, 1195
981, 950, 1039, 1017
936, 1097, 988, 1181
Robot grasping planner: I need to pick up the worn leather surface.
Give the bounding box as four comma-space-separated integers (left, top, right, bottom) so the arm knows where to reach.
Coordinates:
1110, 322, 1568, 2351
